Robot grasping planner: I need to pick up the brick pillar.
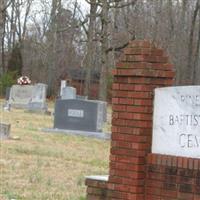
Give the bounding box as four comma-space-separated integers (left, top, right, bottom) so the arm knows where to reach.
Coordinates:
108, 40, 175, 200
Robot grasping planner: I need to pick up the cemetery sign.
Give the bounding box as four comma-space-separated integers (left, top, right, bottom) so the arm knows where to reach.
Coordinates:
152, 86, 200, 158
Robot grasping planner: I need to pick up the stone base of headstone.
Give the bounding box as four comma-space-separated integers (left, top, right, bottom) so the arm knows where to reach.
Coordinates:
27, 102, 50, 114
0, 123, 11, 139
42, 128, 110, 140
3, 101, 11, 111
76, 95, 88, 100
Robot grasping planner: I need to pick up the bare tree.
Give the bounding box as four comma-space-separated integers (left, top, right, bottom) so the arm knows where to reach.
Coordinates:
82, 0, 98, 97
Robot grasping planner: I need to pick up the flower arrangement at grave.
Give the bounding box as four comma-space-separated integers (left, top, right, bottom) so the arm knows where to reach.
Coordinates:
17, 76, 31, 85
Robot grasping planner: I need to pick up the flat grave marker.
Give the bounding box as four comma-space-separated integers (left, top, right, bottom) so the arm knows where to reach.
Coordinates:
0, 123, 10, 139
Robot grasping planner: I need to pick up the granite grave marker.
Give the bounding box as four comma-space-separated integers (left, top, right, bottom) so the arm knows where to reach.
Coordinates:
54, 99, 105, 132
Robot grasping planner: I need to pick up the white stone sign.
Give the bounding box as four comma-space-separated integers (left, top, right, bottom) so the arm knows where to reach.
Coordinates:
68, 109, 84, 118
152, 86, 200, 158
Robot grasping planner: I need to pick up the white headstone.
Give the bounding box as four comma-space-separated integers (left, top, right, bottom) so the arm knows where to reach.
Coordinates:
28, 83, 48, 112
152, 86, 200, 158
61, 87, 76, 100
60, 80, 66, 97
9, 83, 48, 111
9, 85, 34, 108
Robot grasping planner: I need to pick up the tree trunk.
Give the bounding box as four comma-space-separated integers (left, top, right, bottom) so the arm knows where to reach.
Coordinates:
185, 0, 200, 84
0, 0, 4, 75
99, 0, 109, 101
47, 0, 59, 96
84, 0, 97, 97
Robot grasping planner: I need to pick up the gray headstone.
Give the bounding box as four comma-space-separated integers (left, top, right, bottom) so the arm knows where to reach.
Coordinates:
61, 87, 76, 100
5, 87, 10, 100
0, 123, 10, 139
9, 85, 34, 108
28, 83, 48, 112
88, 100, 107, 123
54, 99, 104, 132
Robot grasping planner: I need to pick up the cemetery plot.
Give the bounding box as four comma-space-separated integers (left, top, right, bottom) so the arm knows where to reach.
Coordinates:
0, 103, 110, 200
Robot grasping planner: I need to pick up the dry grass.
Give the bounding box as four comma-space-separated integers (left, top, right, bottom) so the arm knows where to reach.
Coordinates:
0, 100, 111, 200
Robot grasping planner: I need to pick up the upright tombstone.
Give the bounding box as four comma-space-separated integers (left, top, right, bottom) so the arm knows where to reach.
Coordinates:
28, 83, 48, 112
5, 87, 10, 101
54, 99, 104, 132
60, 80, 66, 97
61, 86, 76, 100
8, 83, 48, 111
0, 123, 10, 139
9, 85, 34, 109
85, 40, 175, 200
88, 100, 107, 123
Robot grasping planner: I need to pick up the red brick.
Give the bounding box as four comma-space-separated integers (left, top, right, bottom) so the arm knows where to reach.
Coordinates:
112, 105, 127, 112
112, 90, 152, 99
146, 179, 163, 188
112, 98, 119, 104
161, 189, 177, 198
183, 158, 188, 169
111, 147, 146, 157
172, 156, 177, 167
129, 40, 152, 48
120, 54, 169, 63
110, 162, 145, 172
111, 140, 150, 150
177, 192, 193, 200
117, 68, 175, 78
112, 83, 120, 90
121, 77, 174, 85
178, 157, 183, 168
112, 119, 152, 128
110, 155, 145, 164
111, 127, 151, 135
145, 194, 161, 200
146, 186, 161, 195
188, 158, 193, 170
194, 159, 199, 170
126, 105, 152, 114
194, 194, 200, 200
109, 176, 144, 186
123, 48, 164, 56
147, 172, 165, 181
110, 169, 145, 179
117, 112, 152, 121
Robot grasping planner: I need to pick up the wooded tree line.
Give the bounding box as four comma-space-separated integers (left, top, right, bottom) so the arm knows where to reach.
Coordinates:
0, 0, 200, 100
